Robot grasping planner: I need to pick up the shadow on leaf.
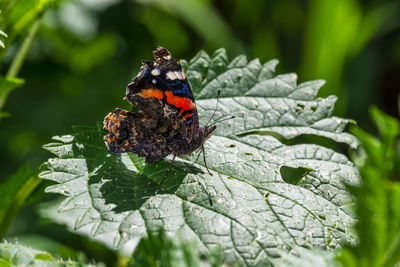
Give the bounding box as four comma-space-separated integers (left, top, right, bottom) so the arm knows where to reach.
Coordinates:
71, 126, 203, 213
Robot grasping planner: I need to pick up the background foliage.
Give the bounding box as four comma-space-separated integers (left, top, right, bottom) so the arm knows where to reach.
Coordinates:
0, 0, 399, 266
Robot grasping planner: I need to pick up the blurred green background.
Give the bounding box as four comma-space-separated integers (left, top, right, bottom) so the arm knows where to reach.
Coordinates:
2, 0, 400, 178
0, 0, 399, 264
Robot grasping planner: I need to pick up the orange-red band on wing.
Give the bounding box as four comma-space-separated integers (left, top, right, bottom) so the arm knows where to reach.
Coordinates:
165, 91, 194, 114
136, 88, 164, 100
136, 89, 194, 118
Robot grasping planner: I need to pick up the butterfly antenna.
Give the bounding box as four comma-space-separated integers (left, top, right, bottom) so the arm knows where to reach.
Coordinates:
205, 89, 221, 127
208, 115, 236, 127
156, 154, 177, 194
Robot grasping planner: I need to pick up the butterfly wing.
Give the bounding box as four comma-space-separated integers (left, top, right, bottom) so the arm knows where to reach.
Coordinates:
104, 47, 207, 162
104, 97, 192, 163
104, 108, 168, 162
125, 47, 200, 136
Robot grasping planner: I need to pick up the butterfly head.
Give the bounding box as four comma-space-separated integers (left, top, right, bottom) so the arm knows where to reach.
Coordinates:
199, 125, 216, 142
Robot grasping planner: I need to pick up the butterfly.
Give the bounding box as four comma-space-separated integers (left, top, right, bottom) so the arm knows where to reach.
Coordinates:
103, 47, 216, 186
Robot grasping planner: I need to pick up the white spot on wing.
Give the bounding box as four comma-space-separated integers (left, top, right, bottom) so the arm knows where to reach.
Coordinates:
152, 79, 157, 84
174, 71, 183, 80
166, 71, 177, 80
151, 68, 160, 76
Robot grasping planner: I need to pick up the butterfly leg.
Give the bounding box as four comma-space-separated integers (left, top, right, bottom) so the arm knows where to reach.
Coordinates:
156, 154, 177, 194
201, 145, 213, 176
194, 149, 202, 163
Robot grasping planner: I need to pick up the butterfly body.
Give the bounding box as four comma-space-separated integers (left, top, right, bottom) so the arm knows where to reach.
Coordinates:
104, 47, 215, 164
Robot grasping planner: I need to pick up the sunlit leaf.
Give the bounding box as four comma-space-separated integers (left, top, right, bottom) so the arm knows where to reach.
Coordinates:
0, 29, 6, 48
272, 246, 337, 267
40, 49, 359, 265
0, 242, 98, 267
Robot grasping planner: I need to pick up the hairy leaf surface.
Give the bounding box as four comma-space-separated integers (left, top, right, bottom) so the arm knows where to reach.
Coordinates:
40, 49, 359, 266
0, 242, 97, 267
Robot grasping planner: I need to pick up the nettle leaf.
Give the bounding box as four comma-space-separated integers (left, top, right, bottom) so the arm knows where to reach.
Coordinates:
272, 246, 337, 267
0, 242, 98, 267
130, 229, 224, 267
40, 49, 359, 266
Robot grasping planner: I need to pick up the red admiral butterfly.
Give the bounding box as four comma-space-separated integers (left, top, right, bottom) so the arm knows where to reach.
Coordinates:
103, 47, 216, 184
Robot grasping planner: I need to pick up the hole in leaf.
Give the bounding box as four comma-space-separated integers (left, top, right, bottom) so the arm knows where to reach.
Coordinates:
229, 144, 236, 148
295, 103, 305, 113
310, 106, 317, 112
280, 166, 312, 185
245, 152, 253, 155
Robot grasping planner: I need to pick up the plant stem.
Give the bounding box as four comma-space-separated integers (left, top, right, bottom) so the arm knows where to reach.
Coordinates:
6, 17, 41, 78
383, 230, 400, 267
0, 8, 44, 239
0, 175, 41, 239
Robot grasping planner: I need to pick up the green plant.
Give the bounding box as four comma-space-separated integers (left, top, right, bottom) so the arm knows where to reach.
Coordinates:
130, 229, 225, 267
1, 1, 399, 266
39, 49, 359, 265
0, 0, 66, 241
338, 107, 400, 267
0, 0, 62, 114
0, 241, 98, 266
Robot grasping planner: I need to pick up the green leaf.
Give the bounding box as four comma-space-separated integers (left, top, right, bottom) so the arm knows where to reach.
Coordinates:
0, 165, 32, 224
0, 76, 24, 112
10, 0, 64, 33
340, 106, 400, 267
40, 49, 359, 265
272, 246, 338, 267
133, 0, 242, 52
0, 29, 6, 48
0, 112, 10, 118
0, 242, 98, 267
39, 29, 117, 74
0, 164, 41, 238
130, 229, 225, 267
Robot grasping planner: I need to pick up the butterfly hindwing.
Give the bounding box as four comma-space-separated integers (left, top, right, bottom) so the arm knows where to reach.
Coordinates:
104, 96, 193, 163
